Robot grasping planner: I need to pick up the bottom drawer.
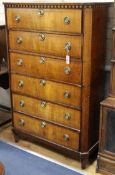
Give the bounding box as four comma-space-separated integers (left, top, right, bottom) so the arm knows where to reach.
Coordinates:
98, 156, 115, 175
13, 112, 79, 150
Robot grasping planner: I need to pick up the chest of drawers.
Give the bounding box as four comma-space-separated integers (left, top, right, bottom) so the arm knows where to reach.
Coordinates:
4, 2, 109, 168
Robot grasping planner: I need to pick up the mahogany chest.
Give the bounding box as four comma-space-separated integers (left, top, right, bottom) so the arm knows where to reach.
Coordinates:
4, 2, 109, 168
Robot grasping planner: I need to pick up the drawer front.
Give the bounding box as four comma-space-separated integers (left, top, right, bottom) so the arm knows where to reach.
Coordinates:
9, 31, 81, 59
11, 74, 81, 108
7, 8, 82, 33
12, 94, 80, 130
13, 112, 79, 150
10, 52, 82, 84
98, 156, 115, 175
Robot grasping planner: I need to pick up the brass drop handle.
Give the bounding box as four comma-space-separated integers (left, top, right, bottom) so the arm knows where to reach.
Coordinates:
18, 119, 25, 126
63, 134, 69, 141
39, 34, 45, 41
39, 57, 45, 64
19, 100, 25, 107
41, 101, 47, 108
17, 59, 23, 66
41, 121, 46, 128
40, 79, 46, 87
15, 16, 21, 22
64, 16, 70, 25
64, 113, 71, 120
18, 80, 24, 87
64, 42, 71, 52
64, 91, 71, 98
64, 67, 71, 75
37, 9, 44, 16
16, 37, 23, 44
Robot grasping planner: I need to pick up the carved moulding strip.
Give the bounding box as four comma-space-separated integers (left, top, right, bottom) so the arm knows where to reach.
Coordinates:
3, 3, 109, 9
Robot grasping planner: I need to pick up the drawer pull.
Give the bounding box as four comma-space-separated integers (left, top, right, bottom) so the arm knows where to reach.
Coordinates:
18, 119, 25, 126
64, 42, 71, 52
64, 91, 71, 98
41, 121, 46, 128
17, 59, 23, 66
39, 34, 45, 41
37, 9, 44, 16
16, 37, 23, 44
41, 101, 47, 108
40, 79, 46, 87
64, 16, 70, 25
15, 16, 21, 22
19, 100, 25, 107
40, 57, 45, 64
64, 67, 71, 75
63, 134, 69, 141
18, 80, 24, 87
64, 113, 71, 120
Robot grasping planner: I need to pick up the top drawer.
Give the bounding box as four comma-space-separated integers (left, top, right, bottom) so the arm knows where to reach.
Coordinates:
7, 8, 82, 33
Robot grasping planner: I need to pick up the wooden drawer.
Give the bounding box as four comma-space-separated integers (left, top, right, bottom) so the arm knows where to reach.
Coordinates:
97, 156, 115, 175
12, 94, 81, 130
7, 8, 82, 33
13, 112, 79, 150
10, 52, 82, 84
9, 31, 81, 59
11, 74, 81, 108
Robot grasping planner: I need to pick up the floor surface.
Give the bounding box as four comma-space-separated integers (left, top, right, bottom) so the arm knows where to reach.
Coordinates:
0, 123, 102, 175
